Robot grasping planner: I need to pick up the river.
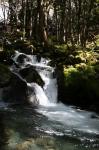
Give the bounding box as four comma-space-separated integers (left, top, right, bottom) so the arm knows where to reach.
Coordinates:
0, 51, 99, 150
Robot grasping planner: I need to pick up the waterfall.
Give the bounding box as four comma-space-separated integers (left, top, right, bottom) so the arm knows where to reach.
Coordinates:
12, 51, 57, 106
11, 51, 99, 136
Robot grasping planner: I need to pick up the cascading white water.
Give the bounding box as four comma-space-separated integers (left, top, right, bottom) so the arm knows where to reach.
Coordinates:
27, 82, 50, 106
12, 51, 57, 106
38, 70, 57, 104
12, 51, 99, 136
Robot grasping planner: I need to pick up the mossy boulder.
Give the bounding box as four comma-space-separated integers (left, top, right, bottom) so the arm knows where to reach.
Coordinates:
19, 66, 44, 87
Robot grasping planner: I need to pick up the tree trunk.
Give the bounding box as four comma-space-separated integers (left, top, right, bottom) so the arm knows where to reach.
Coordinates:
59, 0, 66, 43
23, 0, 27, 39
37, 0, 48, 45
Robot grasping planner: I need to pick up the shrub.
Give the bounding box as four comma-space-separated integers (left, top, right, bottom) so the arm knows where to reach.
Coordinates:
63, 64, 99, 107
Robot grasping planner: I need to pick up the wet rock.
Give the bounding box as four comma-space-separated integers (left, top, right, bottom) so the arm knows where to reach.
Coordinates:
2, 72, 28, 103
0, 63, 43, 105
1, 69, 39, 105
36, 54, 41, 62
19, 66, 44, 87
15, 53, 31, 66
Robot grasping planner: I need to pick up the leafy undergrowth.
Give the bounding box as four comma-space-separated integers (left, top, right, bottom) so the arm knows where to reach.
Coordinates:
62, 42, 99, 111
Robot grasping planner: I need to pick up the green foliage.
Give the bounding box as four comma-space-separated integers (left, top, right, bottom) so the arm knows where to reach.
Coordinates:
64, 63, 99, 102
96, 35, 99, 46
13, 39, 35, 54
54, 44, 68, 53
51, 44, 99, 67
75, 50, 98, 64
63, 43, 99, 104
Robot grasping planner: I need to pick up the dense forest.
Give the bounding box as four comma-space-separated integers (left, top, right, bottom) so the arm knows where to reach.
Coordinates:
0, 0, 99, 111
0, 0, 99, 46
0, 0, 98, 54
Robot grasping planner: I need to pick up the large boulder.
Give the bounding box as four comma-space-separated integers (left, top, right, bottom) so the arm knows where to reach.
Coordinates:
0, 57, 44, 105
0, 64, 28, 103
2, 72, 28, 103
1, 65, 44, 104
0, 63, 27, 103
19, 66, 44, 87
2, 71, 39, 105
0, 64, 11, 88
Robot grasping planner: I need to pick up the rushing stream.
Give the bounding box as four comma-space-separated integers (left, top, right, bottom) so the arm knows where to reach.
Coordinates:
0, 51, 99, 150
